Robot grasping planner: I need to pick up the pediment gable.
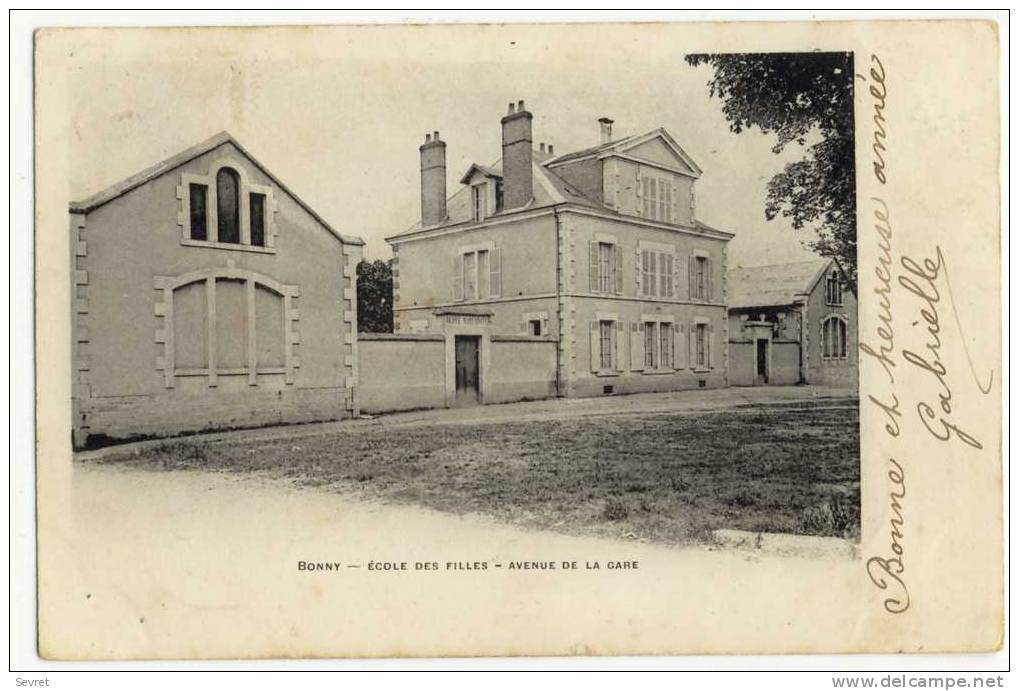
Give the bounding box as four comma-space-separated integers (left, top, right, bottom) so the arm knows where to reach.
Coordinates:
614, 129, 702, 177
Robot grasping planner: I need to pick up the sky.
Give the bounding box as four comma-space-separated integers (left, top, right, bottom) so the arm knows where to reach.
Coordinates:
61, 23, 827, 267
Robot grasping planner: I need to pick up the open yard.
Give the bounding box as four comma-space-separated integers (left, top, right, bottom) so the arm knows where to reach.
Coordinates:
87, 398, 860, 545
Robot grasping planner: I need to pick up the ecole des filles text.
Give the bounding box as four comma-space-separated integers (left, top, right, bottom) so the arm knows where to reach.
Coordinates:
298, 560, 639, 572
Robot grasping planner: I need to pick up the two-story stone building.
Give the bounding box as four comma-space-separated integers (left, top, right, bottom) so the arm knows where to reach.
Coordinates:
386, 102, 733, 402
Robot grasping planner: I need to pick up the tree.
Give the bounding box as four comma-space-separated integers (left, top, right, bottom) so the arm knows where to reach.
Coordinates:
686, 52, 856, 287
356, 258, 393, 333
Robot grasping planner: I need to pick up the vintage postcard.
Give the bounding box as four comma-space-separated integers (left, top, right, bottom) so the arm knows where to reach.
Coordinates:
31, 18, 1002, 659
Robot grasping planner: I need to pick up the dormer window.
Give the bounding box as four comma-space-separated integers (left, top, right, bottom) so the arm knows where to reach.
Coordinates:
180, 160, 276, 252
472, 183, 488, 222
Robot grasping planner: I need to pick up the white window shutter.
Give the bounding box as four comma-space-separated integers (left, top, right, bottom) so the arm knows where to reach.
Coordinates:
614, 245, 623, 294
707, 258, 714, 302
634, 166, 642, 216
590, 321, 600, 372
453, 253, 463, 301
614, 321, 625, 371
666, 253, 675, 298
635, 246, 642, 293
708, 323, 717, 369
489, 248, 501, 298
689, 323, 697, 368
675, 322, 687, 369
688, 255, 696, 300
629, 322, 643, 371
520, 317, 528, 335
671, 182, 679, 222
589, 241, 599, 293
541, 317, 549, 336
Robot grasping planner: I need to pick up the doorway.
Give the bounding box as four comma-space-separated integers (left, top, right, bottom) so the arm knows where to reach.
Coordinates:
755, 339, 769, 385
454, 336, 480, 405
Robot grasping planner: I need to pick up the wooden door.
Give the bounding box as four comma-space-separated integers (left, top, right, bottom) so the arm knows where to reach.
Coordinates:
455, 336, 480, 404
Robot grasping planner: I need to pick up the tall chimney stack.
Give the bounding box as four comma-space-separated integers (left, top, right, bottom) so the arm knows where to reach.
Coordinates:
598, 117, 614, 144
419, 131, 446, 226
501, 99, 533, 209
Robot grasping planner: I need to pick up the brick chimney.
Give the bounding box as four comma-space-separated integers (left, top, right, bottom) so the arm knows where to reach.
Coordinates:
420, 131, 446, 226
598, 117, 614, 143
501, 100, 533, 209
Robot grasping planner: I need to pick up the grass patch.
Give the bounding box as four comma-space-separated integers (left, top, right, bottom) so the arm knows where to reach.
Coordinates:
91, 402, 860, 545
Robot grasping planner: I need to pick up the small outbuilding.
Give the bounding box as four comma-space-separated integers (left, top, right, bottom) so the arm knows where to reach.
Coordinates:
727, 258, 857, 387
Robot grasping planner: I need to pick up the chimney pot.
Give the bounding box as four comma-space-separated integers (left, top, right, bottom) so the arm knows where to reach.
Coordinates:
548, 144, 554, 155
598, 117, 615, 143
501, 99, 534, 209
540, 143, 546, 153
420, 128, 447, 226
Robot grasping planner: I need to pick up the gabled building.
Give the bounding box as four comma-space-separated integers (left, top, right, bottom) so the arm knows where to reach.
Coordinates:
727, 258, 857, 387
69, 132, 364, 447
386, 101, 733, 402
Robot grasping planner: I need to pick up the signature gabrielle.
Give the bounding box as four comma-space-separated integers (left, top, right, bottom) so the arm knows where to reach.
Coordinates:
899, 247, 991, 449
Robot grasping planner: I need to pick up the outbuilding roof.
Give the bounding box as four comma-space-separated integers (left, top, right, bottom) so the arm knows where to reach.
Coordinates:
727, 258, 833, 309
69, 131, 365, 246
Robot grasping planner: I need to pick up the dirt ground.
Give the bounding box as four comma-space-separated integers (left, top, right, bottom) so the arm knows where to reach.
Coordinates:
86, 391, 860, 545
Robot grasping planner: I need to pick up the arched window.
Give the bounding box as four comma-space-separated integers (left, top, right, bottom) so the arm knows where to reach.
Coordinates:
826, 270, 843, 306
216, 167, 240, 244
822, 316, 848, 360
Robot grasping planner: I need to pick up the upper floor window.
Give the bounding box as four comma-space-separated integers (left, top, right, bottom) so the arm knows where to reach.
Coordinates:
181, 161, 275, 252
692, 255, 711, 301
454, 245, 501, 301
640, 247, 675, 298
641, 174, 673, 223
216, 168, 241, 244
826, 270, 843, 306
589, 239, 622, 295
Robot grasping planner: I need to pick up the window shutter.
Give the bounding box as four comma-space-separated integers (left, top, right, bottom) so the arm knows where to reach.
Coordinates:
688, 255, 696, 300
635, 246, 642, 293
708, 323, 717, 369
671, 182, 679, 222
614, 245, 623, 294
632, 322, 646, 370
489, 248, 501, 298
589, 241, 599, 293
658, 252, 668, 298
675, 322, 687, 369
631, 324, 648, 373
689, 323, 697, 368
634, 166, 642, 216
614, 321, 625, 371
590, 321, 600, 372
666, 253, 675, 298
453, 253, 463, 301
520, 317, 528, 335
706, 258, 714, 301
542, 317, 549, 337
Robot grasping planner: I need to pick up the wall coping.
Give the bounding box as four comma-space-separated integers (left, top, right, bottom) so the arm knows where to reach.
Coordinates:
358, 332, 445, 342
491, 335, 559, 343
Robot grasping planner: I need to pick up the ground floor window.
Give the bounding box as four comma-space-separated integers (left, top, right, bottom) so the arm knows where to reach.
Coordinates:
660, 322, 673, 369
822, 316, 848, 359
599, 320, 614, 370
695, 323, 708, 368
643, 322, 658, 369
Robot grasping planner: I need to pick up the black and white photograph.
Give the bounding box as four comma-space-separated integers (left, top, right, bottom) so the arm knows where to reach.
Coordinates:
16, 13, 1004, 676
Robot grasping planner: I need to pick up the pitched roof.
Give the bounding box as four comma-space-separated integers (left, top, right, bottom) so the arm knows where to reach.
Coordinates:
545, 127, 702, 176
69, 131, 364, 246
727, 258, 833, 309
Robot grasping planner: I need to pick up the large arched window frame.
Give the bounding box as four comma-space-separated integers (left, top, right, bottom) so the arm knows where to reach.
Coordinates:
154, 267, 300, 388
820, 314, 849, 361
178, 158, 278, 253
